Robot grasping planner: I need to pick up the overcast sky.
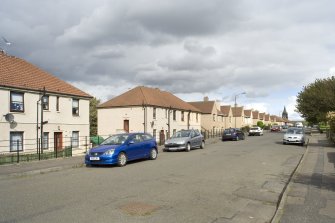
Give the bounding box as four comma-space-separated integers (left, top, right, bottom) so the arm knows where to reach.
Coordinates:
1, 0, 335, 120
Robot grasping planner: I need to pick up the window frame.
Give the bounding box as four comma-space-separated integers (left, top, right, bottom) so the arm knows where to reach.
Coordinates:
10, 132, 24, 152
10, 92, 24, 113
56, 96, 60, 112
153, 107, 156, 119
72, 99, 79, 116
42, 95, 49, 110
42, 132, 49, 150
72, 131, 79, 148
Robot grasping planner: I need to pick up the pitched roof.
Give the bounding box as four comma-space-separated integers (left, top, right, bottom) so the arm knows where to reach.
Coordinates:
259, 112, 265, 120
232, 106, 243, 117
188, 101, 224, 116
252, 111, 259, 119
264, 114, 270, 121
0, 51, 91, 98
98, 86, 200, 112
244, 109, 252, 117
220, 105, 231, 117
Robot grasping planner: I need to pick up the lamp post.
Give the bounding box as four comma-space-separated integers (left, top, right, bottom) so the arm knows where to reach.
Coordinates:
234, 92, 246, 128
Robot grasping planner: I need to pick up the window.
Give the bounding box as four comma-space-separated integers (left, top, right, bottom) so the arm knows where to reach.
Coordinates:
56, 96, 60, 111
42, 96, 49, 110
173, 110, 176, 121
181, 111, 184, 122
72, 131, 79, 148
10, 92, 24, 112
10, 132, 23, 152
196, 113, 199, 122
72, 99, 79, 116
165, 109, 168, 118
131, 134, 143, 143
153, 107, 156, 119
141, 133, 153, 141
173, 129, 176, 136
213, 114, 216, 121
43, 132, 49, 150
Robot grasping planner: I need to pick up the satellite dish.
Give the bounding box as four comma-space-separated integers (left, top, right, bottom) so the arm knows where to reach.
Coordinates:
5, 113, 14, 122
10, 120, 17, 129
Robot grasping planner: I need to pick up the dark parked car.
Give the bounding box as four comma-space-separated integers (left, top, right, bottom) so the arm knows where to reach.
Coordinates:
85, 133, 158, 167
164, 129, 205, 152
222, 128, 245, 141
270, 125, 281, 132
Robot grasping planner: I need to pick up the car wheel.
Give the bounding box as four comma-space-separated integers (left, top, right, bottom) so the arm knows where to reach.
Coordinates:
117, 152, 127, 167
149, 148, 158, 160
200, 141, 205, 149
185, 143, 191, 152
283, 142, 286, 145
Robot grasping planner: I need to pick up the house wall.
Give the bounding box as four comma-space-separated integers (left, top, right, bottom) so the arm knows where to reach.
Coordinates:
0, 89, 90, 154
200, 102, 225, 132
97, 106, 201, 142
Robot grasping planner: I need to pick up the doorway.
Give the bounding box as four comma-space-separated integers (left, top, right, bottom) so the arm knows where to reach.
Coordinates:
124, 120, 129, 133
54, 132, 63, 152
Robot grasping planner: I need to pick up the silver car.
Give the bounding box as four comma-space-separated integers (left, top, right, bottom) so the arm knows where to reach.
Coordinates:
164, 129, 205, 152
283, 127, 305, 146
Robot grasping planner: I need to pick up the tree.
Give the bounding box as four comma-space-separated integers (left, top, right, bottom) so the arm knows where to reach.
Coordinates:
257, 121, 264, 129
296, 76, 335, 124
90, 97, 100, 136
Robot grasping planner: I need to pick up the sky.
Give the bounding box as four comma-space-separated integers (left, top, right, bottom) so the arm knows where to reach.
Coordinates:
1, 0, 335, 121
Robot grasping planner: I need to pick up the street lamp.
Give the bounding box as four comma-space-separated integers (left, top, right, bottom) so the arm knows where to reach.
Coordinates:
234, 92, 246, 128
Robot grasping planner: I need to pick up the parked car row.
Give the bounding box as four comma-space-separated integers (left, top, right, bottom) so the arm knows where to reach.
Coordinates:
85, 129, 205, 167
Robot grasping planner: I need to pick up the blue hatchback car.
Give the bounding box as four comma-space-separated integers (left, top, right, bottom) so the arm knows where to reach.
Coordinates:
85, 133, 158, 167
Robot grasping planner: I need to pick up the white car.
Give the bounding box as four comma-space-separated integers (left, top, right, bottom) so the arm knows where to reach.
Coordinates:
248, 126, 263, 136
283, 127, 305, 146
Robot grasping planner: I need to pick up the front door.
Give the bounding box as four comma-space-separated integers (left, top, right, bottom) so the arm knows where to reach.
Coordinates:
159, 130, 165, 146
54, 132, 63, 152
124, 120, 129, 133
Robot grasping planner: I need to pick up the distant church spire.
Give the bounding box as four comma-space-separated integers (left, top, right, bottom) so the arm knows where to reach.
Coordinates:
282, 106, 288, 119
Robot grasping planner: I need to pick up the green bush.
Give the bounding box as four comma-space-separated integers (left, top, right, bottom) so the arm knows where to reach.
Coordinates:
90, 136, 104, 145
241, 126, 250, 132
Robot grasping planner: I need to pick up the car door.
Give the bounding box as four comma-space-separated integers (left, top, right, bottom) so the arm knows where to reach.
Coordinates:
126, 134, 144, 160
193, 130, 201, 147
189, 130, 197, 148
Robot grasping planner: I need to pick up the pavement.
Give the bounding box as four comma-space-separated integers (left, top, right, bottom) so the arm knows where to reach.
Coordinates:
1, 134, 335, 222
272, 133, 335, 223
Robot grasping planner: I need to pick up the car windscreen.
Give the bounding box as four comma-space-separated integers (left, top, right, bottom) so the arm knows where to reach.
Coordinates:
287, 129, 303, 134
250, 128, 259, 130
101, 134, 128, 145
172, 130, 191, 138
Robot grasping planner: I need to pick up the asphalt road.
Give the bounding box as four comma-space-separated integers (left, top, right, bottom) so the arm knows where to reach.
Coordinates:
0, 132, 306, 223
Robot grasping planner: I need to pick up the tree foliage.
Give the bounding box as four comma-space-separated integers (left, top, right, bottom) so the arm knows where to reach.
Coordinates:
257, 121, 264, 129
296, 76, 335, 124
90, 97, 100, 136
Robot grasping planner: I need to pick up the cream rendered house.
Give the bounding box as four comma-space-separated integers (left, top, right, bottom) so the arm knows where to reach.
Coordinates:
243, 109, 253, 126
0, 52, 91, 154
220, 105, 233, 129
252, 111, 260, 126
232, 106, 245, 128
97, 86, 201, 144
189, 97, 225, 133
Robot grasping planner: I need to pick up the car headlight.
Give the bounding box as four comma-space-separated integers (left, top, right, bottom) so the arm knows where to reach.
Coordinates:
104, 149, 115, 155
